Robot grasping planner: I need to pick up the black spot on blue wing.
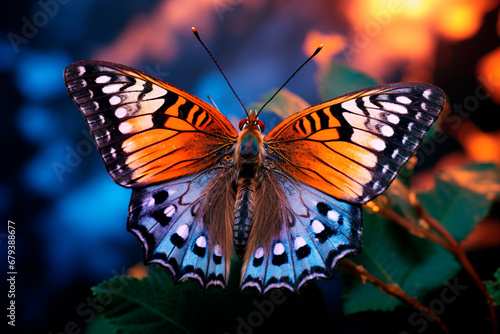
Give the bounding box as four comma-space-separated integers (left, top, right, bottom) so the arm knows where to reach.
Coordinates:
151, 210, 172, 227
316, 202, 332, 216
193, 244, 206, 257
171, 233, 185, 248
153, 190, 169, 204
213, 253, 222, 265
253, 257, 264, 267
296, 244, 311, 260
338, 215, 344, 225
272, 253, 288, 266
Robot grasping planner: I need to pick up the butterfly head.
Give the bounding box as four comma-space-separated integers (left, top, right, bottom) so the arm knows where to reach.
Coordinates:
237, 111, 265, 161
238, 111, 265, 133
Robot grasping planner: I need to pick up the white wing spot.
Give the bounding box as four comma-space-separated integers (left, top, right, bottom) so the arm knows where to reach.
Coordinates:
115, 107, 127, 118
423, 89, 432, 99
98, 114, 105, 124
109, 96, 121, 105
294, 237, 307, 250
312, 220, 325, 233
109, 147, 117, 159
164, 205, 176, 217
370, 138, 386, 151
176, 224, 189, 239
118, 122, 132, 134
77, 66, 86, 76
102, 84, 123, 94
214, 245, 222, 256
382, 164, 389, 174
96, 75, 111, 84
380, 102, 408, 114
381, 125, 394, 137
391, 149, 399, 159
387, 114, 400, 124
402, 134, 408, 144
327, 210, 340, 222
103, 130, 111, 141
421, 102, 427, 111
408, 122, 414, 131
195, 236, 206, 248
396, 96, 412, 104
255, 247, 264, 259
273, 243, 285, 255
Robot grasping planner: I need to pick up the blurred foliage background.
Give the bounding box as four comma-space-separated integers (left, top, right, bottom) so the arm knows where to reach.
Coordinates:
1, 0, 500, 333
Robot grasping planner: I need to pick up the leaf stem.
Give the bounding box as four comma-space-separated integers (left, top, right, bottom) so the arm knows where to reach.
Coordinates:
339, 259, 450, 334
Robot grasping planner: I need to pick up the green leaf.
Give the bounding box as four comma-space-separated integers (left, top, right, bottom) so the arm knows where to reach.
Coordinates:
84, 314, 115, 334
316, 62, 378, 100
93, 259, 333, 334
342, 163, 495, 314
418, 163, 499, 239
342, 210, 460, 313
485, 268, 500, 306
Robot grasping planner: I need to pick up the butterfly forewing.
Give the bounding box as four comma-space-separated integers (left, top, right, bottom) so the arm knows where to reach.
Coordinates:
64, 61, 238, 188
265, 83, 445, 204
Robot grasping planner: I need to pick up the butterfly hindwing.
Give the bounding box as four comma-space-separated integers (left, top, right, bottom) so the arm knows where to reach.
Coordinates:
128, 166, 234, 288
241, 169, 362, 293
64, 61, 238, 188
265, 83, 445, 204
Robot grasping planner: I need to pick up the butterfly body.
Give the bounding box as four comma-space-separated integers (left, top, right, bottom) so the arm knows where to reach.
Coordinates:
64, 60, 444, 293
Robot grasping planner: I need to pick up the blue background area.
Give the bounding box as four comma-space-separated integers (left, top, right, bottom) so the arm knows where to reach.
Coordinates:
1, 1, 500, 333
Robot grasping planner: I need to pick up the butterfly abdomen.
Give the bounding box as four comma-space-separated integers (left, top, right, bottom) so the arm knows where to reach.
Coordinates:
234, 178, 255, 259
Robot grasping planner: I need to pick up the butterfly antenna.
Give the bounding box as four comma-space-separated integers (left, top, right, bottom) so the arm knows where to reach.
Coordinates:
192, 27, 248, 116
207, 95, 219, 110
257, 44, 323, 116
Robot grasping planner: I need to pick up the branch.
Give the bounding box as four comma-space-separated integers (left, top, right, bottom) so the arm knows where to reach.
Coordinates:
376, 206, 452, 252
339, 259, 449, 334
412, 198, 498, 334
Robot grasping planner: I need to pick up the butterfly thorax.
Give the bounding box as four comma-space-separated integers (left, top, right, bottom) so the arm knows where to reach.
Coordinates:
233, 112, 265, 258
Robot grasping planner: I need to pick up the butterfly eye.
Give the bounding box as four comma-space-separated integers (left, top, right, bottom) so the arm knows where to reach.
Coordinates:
238, 119, 248, 130
257, 120, 265, 132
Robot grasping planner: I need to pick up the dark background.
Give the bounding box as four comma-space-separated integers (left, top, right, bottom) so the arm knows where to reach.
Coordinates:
1, 0, 500, 333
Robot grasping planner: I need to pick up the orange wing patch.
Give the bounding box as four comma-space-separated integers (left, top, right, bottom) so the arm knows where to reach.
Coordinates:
267, 140, 373, 201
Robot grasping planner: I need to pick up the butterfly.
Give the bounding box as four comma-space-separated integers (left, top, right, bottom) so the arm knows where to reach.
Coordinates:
64, 56, 444, 294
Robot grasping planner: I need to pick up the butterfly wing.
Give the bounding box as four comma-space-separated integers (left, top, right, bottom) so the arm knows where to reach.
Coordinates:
128, 164, 234, 288
64, 61, 238, 288
241, 168, 362, 293
241, 83, 444, 292
264, 83, 445, 204
64, 60, 238, 187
